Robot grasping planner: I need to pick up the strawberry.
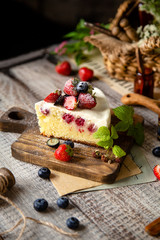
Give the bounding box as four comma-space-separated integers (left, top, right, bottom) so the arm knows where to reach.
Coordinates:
78, 67, 94, 81
55, 61, 71, 76
78, 93, 96, 109
54, 144, 73, 162
44, 90, 62, 103
153, 165, 160, 180
63, 78, 79, 96
63, 96, 77, 110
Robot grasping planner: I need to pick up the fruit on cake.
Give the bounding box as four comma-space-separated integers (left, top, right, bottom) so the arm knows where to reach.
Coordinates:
35, 78, 111, 146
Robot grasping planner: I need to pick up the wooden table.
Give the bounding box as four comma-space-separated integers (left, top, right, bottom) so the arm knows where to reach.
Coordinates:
0, 46, 160, 240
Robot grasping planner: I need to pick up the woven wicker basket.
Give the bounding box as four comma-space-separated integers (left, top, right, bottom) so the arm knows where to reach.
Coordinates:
85, 34, 160, 87
84, 0, 160, 87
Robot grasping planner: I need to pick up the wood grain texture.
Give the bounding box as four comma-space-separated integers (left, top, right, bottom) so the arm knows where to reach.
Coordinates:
0, 107, 142, 183
121, 93, 160, 115
145, 217, 160, 236
12, 126, 121, 183
0, 72, 107, 240
0, 56, 158, 240
0, 72, 38, 112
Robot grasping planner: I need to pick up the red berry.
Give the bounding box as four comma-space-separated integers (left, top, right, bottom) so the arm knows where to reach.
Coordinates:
78, 93, 96, 109
63, 96, 77, 110
153, 165, 160, 180
44, 90, 62, 103
88, 123, 97, 133
40, 107, 50, 115
78, 67, 93, 81
63, 78, 78, 96
62, 113, 74, 124
55, 61, 71, 76
75, 117, 85, 126
54, 144, 73, 162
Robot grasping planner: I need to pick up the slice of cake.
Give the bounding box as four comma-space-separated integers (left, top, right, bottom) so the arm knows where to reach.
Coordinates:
35, 78, 111, 146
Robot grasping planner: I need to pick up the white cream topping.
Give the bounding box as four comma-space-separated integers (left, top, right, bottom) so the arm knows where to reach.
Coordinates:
35, 87, 111, 129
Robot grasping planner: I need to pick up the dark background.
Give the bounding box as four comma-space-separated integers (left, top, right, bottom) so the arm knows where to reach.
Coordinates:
0, 0, 124, 60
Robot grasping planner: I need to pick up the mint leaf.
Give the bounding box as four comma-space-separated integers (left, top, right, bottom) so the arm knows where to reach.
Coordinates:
97, 138, 113, 149
113, 105, 134, 124
112, 145, 126, 158
127, 125, 135, 137
115, 121, 130, 132
134, 123, 144, 145
111, 125, 118, 139
127, 123, 144, 145
93, 126, 110, 139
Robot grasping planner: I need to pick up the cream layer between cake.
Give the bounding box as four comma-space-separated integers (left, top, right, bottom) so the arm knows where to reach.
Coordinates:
35, 87, 111, 146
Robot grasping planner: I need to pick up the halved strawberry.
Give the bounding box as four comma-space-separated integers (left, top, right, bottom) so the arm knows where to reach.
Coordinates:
44, 90, 62, 103
153, 165, 160, 180
54, 144, 73, 162
63, 96, 77, 110
78, 93, 96, 109
63, 78, 79, 96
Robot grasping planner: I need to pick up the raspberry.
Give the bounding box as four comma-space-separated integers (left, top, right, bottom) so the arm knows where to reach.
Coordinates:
75, 117, 85, 126
88, 123, 97, 133
63, 78, 78, 96
62, 113, 74, 124
40, 107, 50, 115
63, 96, 77, 110
78, 93, 96, 109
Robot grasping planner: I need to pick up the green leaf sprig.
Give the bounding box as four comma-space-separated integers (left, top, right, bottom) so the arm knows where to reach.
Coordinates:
52, 19, 110, 65
113, 105, 144, 145
93, 105, 144, 159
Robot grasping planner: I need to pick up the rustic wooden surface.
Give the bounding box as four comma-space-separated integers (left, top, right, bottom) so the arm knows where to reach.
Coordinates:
0, 107, 142, 183
0, 53, 159, 240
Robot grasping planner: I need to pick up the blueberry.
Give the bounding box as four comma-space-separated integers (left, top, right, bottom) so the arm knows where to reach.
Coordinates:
38, 167, 51, 179
64, 140, 74, 148
76, 82, 88, 93
66, 217, 79, 229
57, 197, 69, 208
33, 198, 48, 212
152, 147, 160, 157
47, 138, 60, 148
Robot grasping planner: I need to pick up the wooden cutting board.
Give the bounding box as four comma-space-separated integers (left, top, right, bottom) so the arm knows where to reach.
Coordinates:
0, 107, 143, 183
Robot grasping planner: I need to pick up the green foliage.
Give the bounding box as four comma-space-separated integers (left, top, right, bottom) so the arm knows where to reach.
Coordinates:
93, 105, 144, 158
140, 0, 160, 24
112, 145, 126, 158
127, 122, 144, 146
113, 105, 134, 124
93, 125, 125, 158
61, 19, 94, 65
53, 19, 110, 65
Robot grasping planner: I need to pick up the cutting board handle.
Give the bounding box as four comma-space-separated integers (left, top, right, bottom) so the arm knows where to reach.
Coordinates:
0, 107, 36, 133
121, 93, 160, 116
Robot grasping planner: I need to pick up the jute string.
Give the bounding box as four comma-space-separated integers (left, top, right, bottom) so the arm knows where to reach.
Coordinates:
0, 168, 78, 238
0, 194, 78, 239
